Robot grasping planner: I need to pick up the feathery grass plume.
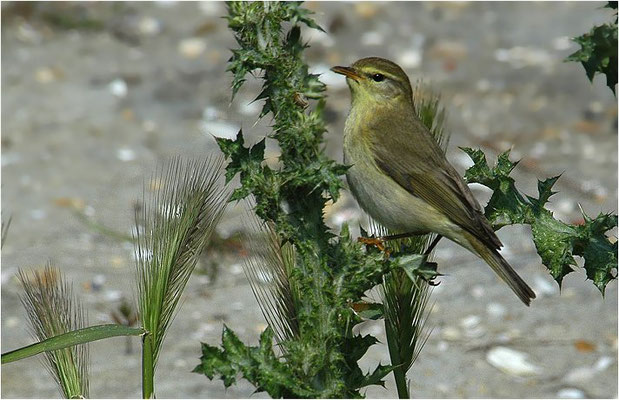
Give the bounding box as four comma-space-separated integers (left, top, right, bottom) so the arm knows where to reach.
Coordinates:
412, 81, 449, 150
2, 215, 11, 248
18, 265, 89, 398
135, 156, 229, 396
242, 214, 300, 345
376, 83, 448, 398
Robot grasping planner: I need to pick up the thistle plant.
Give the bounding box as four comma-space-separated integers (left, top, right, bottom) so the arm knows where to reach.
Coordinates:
194, 2, 617, 399
2, 2, 617, 398
18, 266, 90, 399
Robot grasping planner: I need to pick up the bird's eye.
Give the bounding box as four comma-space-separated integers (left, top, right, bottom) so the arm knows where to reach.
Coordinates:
371, 73, 385, 82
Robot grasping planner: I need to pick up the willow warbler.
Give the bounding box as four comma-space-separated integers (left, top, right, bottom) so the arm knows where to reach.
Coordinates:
332, 57, 535, 305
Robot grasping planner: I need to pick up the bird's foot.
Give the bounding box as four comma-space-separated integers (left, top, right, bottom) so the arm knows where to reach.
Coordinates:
358, 236, 385, 252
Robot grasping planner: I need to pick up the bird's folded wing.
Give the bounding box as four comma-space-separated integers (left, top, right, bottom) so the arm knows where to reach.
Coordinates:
370, 117, 502, 250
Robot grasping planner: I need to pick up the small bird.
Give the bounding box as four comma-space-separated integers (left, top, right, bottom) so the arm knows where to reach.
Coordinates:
332, 57, 535, 305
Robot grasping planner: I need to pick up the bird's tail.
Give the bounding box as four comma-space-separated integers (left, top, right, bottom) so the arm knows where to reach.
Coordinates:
465, 233, 536, 306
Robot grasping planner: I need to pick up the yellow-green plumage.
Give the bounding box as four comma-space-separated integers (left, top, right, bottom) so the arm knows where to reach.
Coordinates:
333, 57, 535, 305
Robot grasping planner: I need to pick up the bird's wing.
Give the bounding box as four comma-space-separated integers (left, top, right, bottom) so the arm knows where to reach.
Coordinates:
369, 113, 502, 250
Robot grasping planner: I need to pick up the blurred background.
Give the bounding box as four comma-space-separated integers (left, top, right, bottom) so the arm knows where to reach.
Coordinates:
1, 2, 617, 398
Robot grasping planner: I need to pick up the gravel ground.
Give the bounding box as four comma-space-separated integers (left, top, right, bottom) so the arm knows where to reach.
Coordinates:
1, 2, 617, 398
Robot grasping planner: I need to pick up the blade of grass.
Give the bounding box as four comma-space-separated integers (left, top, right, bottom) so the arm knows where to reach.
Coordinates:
2, 324, 145, 364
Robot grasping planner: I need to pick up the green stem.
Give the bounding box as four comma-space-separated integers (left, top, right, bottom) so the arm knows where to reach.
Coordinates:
142, 331, 155, 399
385, 323, 410, 398
393, 365, 410, 399
2, 324, 145, 364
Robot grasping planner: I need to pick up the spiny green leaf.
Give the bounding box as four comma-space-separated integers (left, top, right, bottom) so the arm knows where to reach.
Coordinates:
565, 3, 617, 94
362, 364, 397, 388
355, 302, 384, 321
463, 148, 617, 291
194, 326, 314, 398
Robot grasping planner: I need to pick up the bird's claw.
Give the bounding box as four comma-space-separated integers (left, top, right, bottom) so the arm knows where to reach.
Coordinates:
358, 236, 385, 252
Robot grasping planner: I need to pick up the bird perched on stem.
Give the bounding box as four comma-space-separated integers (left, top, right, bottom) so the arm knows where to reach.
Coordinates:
332, 57, 535, 305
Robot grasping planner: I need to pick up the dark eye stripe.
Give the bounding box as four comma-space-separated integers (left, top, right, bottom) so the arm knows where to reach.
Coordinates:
371, 73, 385, 82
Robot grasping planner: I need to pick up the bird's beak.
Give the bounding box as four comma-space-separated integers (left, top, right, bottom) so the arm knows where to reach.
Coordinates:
331, 66, 362, 82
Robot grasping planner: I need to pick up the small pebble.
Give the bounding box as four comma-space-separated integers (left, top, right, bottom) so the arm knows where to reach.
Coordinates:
110, 256, 125, 268
191, 322, 216, 340
35, 67, 58, 84
442, 326, 461, 341
471, 285, 485, 298
84, 205, 96, 217
552, 36, 572, 51
460, 315, 481, 329
138, 16, 161, 36
486, 346, 541, 376
230, 263, 243, 275
104, 290, 122, 301
202, 106, 220, 121
486, 302, 506, 319
108, 79, 128, 98
117, 147, 136, 162
155, 0, 176, 8
354, 2, 379, 18
178, 38, 206, 59
200, 120, 240, 139
562, 356, 613, 384
436, 383, 450, 394
594, 356, 613, 371
195, 276, 210, 285
428, 40, 468, 60
92, 274, 106, 291
494, 46, 553, 71
16, 22, 41, 44
142, 120, 157, 132
436, 340, 449, 352
198, 1, 222, 16
5, 317, 19, 328
556, 199, 575, 215
397, 50, 422, 69
476, 79, 491, 92
530, 142, 547, 159
30, 209, 46, 220
360, 31, 383, 46
533, 275, 558, 297
589, 101, 604, 114
557, 388, 585, 399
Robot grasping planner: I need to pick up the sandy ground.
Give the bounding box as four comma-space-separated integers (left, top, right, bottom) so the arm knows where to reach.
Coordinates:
1, 2, 617, 398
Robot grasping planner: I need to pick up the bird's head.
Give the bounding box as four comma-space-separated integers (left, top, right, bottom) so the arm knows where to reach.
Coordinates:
331, 57, 413, 107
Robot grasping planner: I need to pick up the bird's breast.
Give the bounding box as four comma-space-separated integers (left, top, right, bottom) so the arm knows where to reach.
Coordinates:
342, 107, 454, 234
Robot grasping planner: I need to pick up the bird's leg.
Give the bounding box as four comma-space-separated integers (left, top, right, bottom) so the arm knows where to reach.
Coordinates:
424, 235, 443, 255
358, 231, 442, 253
357, 232, 420, 250
380, 232, 418, 241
